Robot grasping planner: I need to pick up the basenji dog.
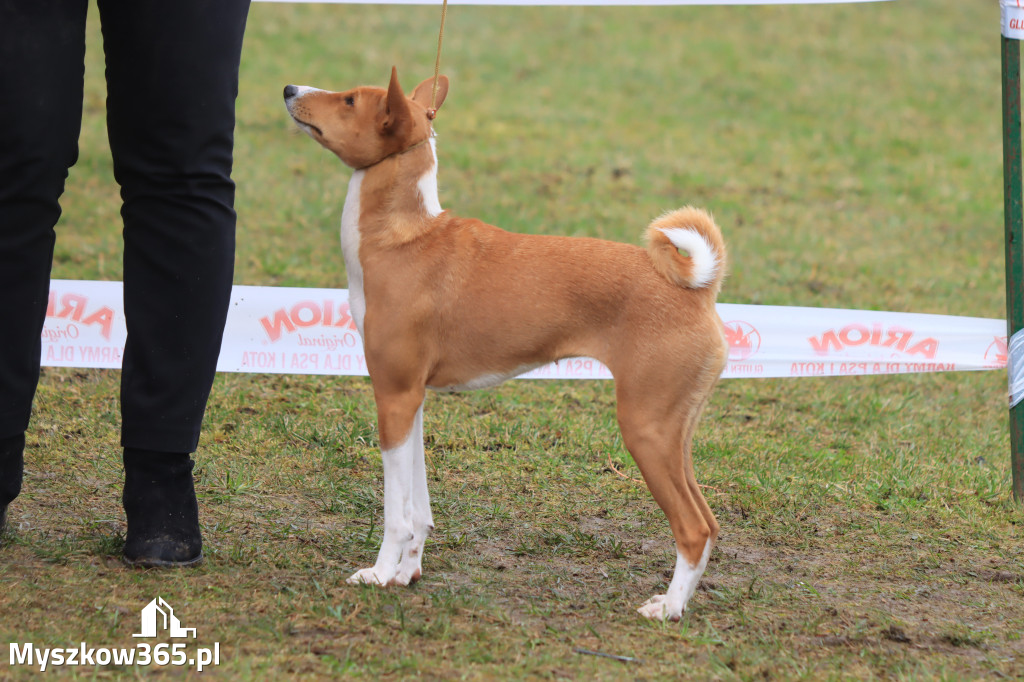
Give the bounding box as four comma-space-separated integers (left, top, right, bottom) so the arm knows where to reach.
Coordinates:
283, 68, 729, 621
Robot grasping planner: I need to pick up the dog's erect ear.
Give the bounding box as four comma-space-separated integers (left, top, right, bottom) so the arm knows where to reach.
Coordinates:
411, 75, 449, 113
379, 66, 412, 136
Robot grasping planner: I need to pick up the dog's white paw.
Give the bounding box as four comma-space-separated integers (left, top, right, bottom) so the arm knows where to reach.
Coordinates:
394, 566, 422, 586
347, 566, 419, 587
637, 594, 682, 621
347, 568, 394, 586
395, 549, 424, 587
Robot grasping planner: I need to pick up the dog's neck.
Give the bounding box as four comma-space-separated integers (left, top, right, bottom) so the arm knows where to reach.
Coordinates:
354, 138, 431, 171
352, 137, 442, 247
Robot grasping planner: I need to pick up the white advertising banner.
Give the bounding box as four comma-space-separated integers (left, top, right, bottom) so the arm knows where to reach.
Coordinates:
716, 303, 1006, 380
42, 280, 1006, 381
43, 280, 127, 369
1004, 0, 1024, 40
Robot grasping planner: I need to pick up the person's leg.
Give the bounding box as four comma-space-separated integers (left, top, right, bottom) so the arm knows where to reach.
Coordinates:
0, 433, 26, 532
0, 0, 89, 530
99, 0, 249, 453
97, 0, 250, 564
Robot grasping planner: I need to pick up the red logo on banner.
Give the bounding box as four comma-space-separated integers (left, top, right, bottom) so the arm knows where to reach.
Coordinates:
723, 320, 761, 361
808, 323, 938, 359
260, 300, 358, 342
45, 291, 115, 340
985, 336, 1008, 368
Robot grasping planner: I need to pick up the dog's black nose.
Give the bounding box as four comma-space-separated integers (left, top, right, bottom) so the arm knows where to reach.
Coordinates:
283, 84, 298, 100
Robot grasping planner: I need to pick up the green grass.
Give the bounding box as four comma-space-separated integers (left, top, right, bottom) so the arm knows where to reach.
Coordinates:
3, 0, 1024, 679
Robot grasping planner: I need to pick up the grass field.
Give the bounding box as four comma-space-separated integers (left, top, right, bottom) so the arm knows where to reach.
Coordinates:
3, 0, 1024, 679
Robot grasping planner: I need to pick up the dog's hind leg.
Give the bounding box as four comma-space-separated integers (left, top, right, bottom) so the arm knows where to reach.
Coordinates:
615, 379, 720, 621
640, 402, 720, 621
396, 403, 433, 585
348, 388, 426, 587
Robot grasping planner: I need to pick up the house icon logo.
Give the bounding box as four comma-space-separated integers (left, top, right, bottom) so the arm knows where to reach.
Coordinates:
132, 597, 197, 639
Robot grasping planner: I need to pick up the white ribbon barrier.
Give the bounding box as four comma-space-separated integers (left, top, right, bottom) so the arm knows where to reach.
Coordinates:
43, 280, 1006, 382
258, 0, 890, 5
1009, 329, 1024, 407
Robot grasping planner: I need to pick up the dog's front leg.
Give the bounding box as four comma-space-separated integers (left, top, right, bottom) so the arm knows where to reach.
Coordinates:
348, 434, 415, 586
348, 389, 426, 587
395, 403, 432, 585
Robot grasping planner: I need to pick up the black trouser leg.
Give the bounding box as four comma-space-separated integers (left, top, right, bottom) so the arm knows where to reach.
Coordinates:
97, 0, 250, 565
0, 1, 89, 517
97, 0, 250, 454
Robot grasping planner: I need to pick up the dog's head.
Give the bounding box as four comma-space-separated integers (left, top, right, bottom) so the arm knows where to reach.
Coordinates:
284, 67, 449, 170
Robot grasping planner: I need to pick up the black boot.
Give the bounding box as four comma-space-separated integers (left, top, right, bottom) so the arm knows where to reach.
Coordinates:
122, 448, 203, 567
0, 434, 25, 534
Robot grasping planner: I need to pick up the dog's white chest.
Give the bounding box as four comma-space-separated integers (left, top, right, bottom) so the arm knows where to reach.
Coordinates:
341, 170, 366, 336
419, 139, 443, 218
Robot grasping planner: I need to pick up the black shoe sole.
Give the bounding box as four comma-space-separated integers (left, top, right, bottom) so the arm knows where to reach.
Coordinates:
123, 551, 204, 569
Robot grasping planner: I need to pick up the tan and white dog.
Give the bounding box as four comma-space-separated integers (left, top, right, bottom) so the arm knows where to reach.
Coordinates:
283, 68, 729, 621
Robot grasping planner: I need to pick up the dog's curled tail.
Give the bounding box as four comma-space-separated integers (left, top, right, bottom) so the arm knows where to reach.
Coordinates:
645, 206, 726, 293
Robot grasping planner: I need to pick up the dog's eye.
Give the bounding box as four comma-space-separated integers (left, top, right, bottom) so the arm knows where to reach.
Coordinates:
344, 96, 355, 106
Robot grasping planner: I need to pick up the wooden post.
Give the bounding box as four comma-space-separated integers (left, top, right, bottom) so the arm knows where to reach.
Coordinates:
1001, 25, 1024, 501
